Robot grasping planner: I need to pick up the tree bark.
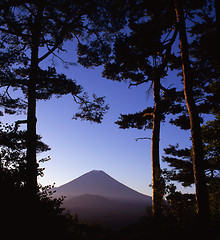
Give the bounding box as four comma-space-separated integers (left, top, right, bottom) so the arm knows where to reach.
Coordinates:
174, 0, 210, 225
26, 13, 40, 198
215, 0, 220, 35
151, 77, 163, 219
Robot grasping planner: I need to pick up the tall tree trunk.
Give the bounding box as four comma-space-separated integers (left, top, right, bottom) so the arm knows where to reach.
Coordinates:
215, 0, 220, 34
26, 15, 40, 198
174, 1, 210, 225
151, 77, 162, 218
214, 0, 220, 69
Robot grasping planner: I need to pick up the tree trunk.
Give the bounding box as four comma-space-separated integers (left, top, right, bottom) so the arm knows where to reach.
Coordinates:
215, 0, 220, 34
26, 15, 40, 198
215, 0, 220, 69
174, 1, 210, 225
151, 77, 163, 219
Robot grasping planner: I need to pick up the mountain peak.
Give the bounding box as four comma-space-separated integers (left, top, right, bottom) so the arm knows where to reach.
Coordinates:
91, 170, 104, 172
89, 170, 105, 174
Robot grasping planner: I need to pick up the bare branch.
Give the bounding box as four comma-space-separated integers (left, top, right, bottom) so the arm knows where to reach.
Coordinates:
135, 137, 151, 141
14, 119, 27, 132
23, 3, 36, 17
51, 50, 77, 67
38, 44, 60, 62
38, 30, 80, 63
73, 32, 81, 44
2, 86, 10, 98
162, 28, 174, 45
160, 83, 174, 92
143, 112, 153, 117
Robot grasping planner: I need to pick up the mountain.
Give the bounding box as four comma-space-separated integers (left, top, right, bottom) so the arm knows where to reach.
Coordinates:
53, 170, 152, 227
54, 170, 151, 202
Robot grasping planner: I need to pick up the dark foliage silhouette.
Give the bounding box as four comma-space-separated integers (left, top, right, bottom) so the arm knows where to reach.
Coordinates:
0, 0, 219, 239
96, 1, 180, 218
0, 0, 112, 196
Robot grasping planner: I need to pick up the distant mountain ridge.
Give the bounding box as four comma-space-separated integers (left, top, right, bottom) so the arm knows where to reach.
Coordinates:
54, 170, 151, 227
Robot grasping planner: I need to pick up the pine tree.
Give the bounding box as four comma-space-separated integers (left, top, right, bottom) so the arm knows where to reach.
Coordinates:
0, 0, 113, 197
102, 0, 217, 222
101, 2, 179, 218
162, 113, 220, 218
0, 123, 50, 190
174, 1, 210, 224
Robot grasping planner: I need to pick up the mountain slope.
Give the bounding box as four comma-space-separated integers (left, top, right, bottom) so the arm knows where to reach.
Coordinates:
53, 170, 152, 227
54, 170, 151, 204
64, 194, 149, 227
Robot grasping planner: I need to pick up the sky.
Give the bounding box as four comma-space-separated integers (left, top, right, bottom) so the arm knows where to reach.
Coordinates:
1, 39, 195, 196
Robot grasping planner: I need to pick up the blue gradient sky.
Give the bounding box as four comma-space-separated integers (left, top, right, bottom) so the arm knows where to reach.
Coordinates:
2, 40, 195, 196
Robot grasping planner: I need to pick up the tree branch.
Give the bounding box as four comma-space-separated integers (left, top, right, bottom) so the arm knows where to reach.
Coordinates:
38, 44, 60, 62
128, 79, 149, 88
0, 26, 31, 38
38, 27, 80, 63
2, 86, 10, 98
160, 83, 174, 92
14, 119, 27, 132
73, 32, 81, 44
135, 137, 151, 141
23, 3, 36, 18
143, 112, 154, 117
51, 50, 77, 67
